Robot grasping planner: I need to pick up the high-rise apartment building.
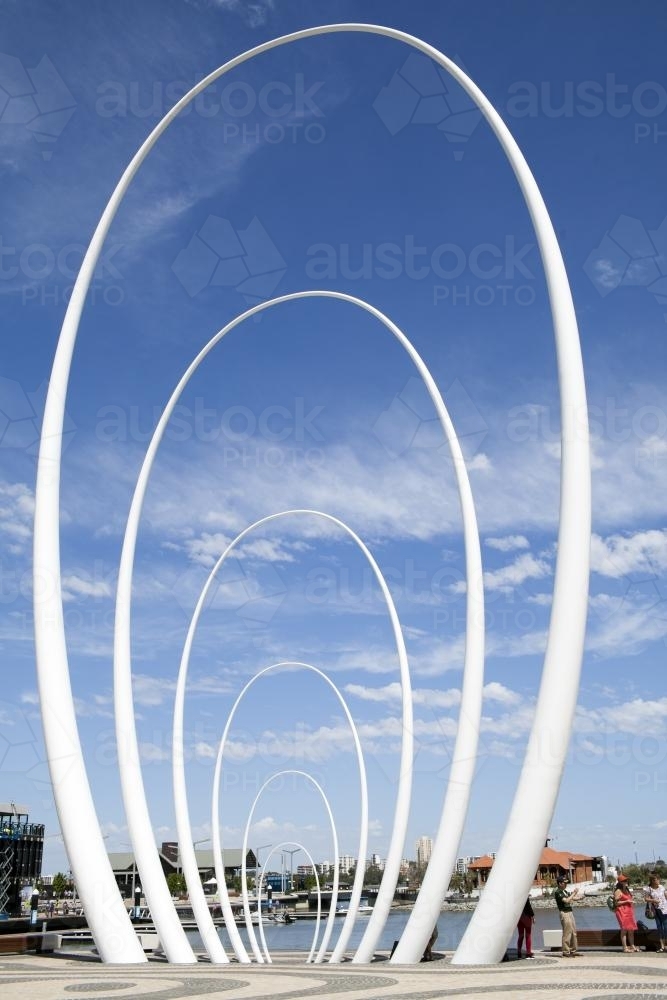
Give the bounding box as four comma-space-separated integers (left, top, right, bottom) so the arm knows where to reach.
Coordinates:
416, 835, 433, 867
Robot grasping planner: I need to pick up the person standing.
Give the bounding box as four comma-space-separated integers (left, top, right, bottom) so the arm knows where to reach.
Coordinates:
644, 872, 667, 952
517, 897, 535, 959
554, 875, 582, 957
422, 924, 438, 961
614, 874, 638, 952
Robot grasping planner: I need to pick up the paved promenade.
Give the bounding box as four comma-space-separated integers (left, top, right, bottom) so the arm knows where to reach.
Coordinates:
2, 950, 667, 1000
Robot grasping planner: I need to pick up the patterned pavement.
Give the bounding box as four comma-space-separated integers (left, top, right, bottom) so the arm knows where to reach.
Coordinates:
2, 951, 667, 1000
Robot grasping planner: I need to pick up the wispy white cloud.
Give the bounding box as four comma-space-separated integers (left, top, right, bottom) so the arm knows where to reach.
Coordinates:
483, 552, 552, 592
485, 535, 530, 553
592, 258, 623, 289
483, 681, 522, 706
452, 551, 552, 594
191, 0, 275, 28
139, 741, 171, 762
62, 574, 113, 602
0, 481, 34, 553
345, 681, 462, 709
182, 531, 311, 568
576, 696, 667, 738
591, 529, 667, 578
60, 376, 667, 557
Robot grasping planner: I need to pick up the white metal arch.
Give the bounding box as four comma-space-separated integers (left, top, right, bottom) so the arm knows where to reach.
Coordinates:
238, 773, 338, 964
33, 23, 589, 965
114, 292, 482, 965
207, 659, 366, 962
181, 653, 369, 963
255, 841, 323, 964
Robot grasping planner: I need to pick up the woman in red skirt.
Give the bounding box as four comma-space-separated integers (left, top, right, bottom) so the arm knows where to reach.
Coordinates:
614, 874, 638, 952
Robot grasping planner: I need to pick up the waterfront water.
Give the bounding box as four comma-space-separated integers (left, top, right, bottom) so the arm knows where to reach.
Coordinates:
185, 904, 649, 954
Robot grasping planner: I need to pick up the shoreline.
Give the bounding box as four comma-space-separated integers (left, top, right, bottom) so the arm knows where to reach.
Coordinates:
392, 893, 633, 913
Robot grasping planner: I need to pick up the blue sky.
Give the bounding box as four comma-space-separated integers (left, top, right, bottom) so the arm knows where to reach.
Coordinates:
1, 0, 667, 877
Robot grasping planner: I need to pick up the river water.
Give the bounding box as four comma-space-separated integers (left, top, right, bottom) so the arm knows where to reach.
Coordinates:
185, 904, 649, 954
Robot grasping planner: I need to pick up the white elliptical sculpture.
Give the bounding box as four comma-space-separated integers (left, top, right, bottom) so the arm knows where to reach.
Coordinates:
255, 843, 323, 964
33, 23, 589, 966
204, 656, 369, 964
238, 772, 340, 964
114, 292, 484, 965
255, 842, 324, 964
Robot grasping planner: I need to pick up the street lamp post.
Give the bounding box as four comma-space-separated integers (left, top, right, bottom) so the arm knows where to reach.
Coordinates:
187, 838, 212, 884
118, 841, 137, 900
255, 845, 272, 896
284, 848, 301, 893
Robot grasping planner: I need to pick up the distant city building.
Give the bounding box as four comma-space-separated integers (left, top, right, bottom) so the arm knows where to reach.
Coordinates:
416, 836, 433, 867
370, 853, 382, 868
338, 855, 356, 875
454, 854, 491, 875
0, 803, 44, 915
455, 855, 477, 875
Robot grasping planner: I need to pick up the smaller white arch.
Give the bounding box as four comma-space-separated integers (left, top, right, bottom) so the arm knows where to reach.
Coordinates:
176, 509, 404, 962
208, 659, 368, 963
256, 841, 322, 964
116, 290, 484, 966
239, 775, 338, 963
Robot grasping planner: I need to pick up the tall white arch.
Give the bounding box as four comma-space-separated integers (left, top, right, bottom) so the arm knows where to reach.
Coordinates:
114, 292, 482, 965
238, 772, 339, 964
179, 653, 369, 963
33, 23, 588, 965
255, 841, 323, 964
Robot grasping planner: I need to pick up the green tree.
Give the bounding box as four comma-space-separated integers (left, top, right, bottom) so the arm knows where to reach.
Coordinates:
450, 873, 464, 894
52, 872, 68, 898
617, 863, 651, 886
166, 874, 186, 897
364, 865, 383, 886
